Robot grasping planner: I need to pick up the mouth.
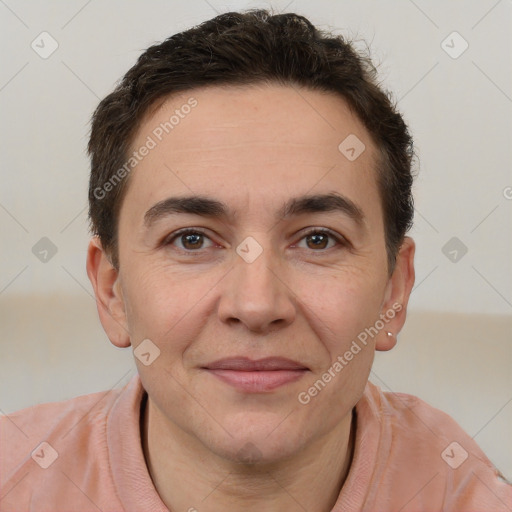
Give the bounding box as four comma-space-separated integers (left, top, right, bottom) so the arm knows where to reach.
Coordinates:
201, 357, 309, 393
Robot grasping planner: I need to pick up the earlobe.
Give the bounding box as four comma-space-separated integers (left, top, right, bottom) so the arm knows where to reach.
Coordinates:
375, 237, 415, 352
86, 237, 131, 348
377, 331, 397, 352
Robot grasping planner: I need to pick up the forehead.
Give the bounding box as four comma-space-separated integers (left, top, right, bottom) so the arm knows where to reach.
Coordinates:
136, 82, 373, 158
120, 83, 382, 229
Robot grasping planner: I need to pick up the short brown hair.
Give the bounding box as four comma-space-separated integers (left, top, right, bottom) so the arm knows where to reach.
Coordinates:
88, 8, 415, 272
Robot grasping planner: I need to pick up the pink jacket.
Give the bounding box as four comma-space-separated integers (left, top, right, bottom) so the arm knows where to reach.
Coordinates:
1, 374, 511, 511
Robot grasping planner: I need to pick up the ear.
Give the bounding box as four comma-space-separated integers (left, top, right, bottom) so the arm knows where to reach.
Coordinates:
86, 236, 131, 348
375, 236, 415, 351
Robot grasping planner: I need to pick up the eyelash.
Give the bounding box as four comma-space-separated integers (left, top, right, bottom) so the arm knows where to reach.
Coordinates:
163, 227, 348, 254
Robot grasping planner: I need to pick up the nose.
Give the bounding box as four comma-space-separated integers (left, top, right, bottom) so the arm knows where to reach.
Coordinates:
217, 239, 296, 334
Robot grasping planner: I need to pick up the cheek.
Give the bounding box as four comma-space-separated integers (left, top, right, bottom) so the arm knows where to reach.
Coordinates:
298, 267, 385, 352
296, 276, 380, 422
121, 262, 185, 344
121, 260, 225, 356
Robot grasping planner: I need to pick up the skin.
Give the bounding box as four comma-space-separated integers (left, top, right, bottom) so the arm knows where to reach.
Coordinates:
87, 83, 415, 511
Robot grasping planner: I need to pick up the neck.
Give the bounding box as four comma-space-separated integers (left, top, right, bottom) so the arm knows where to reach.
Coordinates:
141, 395, 355, 512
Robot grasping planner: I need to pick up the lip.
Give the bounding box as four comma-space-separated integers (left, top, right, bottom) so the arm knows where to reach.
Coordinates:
202, 357, 309, 393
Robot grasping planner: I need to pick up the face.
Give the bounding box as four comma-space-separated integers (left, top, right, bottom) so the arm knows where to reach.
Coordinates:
88, 83, 414, 464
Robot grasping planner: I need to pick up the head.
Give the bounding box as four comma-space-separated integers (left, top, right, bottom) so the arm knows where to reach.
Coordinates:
87, 9, 416, 464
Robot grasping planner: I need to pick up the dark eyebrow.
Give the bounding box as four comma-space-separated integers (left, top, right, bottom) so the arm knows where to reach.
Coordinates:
143, 192, 365, 228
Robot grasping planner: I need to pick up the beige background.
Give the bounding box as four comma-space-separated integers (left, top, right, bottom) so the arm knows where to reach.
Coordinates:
1, 0, 511, 481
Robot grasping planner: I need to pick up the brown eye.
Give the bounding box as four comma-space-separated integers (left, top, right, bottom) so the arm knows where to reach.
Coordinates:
305, 232, 329, 250
180, 232, 205, 250
296, 228, 345, 251
165, 229, 214, 251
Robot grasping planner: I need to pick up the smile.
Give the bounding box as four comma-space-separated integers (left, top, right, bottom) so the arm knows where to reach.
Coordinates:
202, 357, 309, 393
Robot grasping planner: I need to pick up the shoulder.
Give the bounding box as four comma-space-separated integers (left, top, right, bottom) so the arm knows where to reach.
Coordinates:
0, 378, 133, 509
360, 381, 512, 511
1, 383, 121, 452
2, 385, 118, 437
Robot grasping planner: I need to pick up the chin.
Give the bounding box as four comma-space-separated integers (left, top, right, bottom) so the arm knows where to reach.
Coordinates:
216, 436, 300, 466
196, 411, 310, 466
